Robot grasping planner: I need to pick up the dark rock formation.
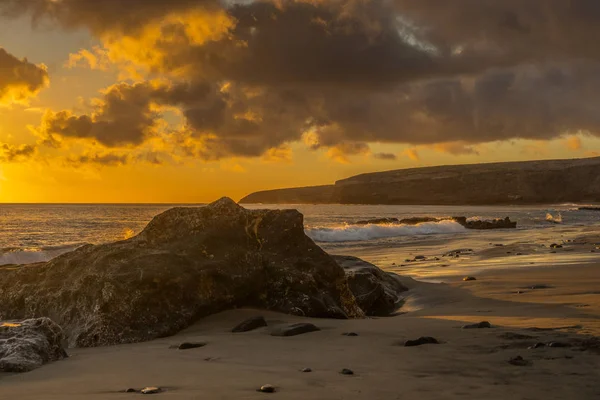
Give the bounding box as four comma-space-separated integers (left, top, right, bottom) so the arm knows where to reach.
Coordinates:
404, 336, 439, 347
232, 316, 268, 333
333, 255, 408, 316
0, 198, 363, 347
241, 157, 600, 205
400, 217, 441, 225
579, 207, 600, 211
270, 323, 320, 337
463, 276, 477, 281
454, 217, 517, 230
0, 318, 67, 372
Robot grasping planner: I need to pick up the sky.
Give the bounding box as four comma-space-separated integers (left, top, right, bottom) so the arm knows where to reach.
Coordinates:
1, 0, 600, 203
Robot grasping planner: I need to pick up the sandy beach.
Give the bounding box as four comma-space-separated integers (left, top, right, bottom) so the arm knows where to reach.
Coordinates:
1, 256, 598, 399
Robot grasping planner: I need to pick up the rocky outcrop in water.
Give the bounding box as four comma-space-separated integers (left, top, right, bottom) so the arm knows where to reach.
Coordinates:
353, 216, 517, 229
0, 198, 364, 347
0, 318, 67, 372
453, 217, 517, 230
333, 255, 408, 316
241, 157, 600, 205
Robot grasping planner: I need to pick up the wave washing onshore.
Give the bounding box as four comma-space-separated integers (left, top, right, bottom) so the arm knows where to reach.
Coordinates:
2, 202, 600, 267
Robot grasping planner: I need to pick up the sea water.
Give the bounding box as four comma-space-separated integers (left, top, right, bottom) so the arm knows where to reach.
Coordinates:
1, 203, 600, 278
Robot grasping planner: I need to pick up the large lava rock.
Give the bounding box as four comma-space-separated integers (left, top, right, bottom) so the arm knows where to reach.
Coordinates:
0, 198, 363, 347
0, 318, 67, 372
332, 255, 408, 316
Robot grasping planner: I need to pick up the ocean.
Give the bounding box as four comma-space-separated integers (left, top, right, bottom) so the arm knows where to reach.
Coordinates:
2, 202, 600, 279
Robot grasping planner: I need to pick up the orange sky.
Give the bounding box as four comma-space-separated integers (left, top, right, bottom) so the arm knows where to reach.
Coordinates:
0, 2, 599, 203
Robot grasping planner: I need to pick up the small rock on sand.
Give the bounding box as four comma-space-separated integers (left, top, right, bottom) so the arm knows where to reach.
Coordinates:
508, 356, 531, 366
463, 276, 477, 281
125, 388, 137, 393
232, 316, 268, 333
462, 321, 492, 329
141, 387, 161, 394
414, 255, 426, 260
404, 337, 439, 347
340, 368, 354, 375
177, 342, 207, 350
258, 384, 276, 393
270, 323, 320, 337
342, 332, 359, 336
301, 368, 312, 372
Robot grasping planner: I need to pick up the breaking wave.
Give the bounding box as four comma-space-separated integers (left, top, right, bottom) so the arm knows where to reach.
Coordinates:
306, 220, 467, 243
0, 244, 85, 266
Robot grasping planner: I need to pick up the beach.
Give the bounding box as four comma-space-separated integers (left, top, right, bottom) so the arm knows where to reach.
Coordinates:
1, 257, 598, 399
0, 203, 599, 399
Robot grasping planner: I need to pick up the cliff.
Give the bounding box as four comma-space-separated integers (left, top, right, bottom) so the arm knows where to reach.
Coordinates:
240, 157, 600, 205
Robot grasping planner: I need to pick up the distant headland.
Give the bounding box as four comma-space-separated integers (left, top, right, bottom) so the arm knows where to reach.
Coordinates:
240, 157, 600, 205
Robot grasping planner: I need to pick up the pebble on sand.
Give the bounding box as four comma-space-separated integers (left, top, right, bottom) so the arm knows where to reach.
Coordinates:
340, 368, 354, 375
301, 368, 312, 372
342, 332, 359, 336
231, 316, 268, 333
141, 387, 161, 394
258, 384, 276, 393
177, 342, 207, 350
463, 276, 477, 281
404, 336, 440, 347
462, 321, 492, 329
508, 356, 531, 366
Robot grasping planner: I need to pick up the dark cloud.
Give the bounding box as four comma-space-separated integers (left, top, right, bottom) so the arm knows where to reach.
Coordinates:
10, 0, 600, 160
0, 0, 218, 34
69, 152, 129, 166
0, 47, 48, 103
0, 143, 36, 162
39, 82, 158, 147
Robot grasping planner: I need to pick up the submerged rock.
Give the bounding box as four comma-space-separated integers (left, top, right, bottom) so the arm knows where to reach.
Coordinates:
270, 323, 320, 337
232, 316, 268, 333
333, 255, 407, 316
0, 198, 363, 347
0, 318, 67, 373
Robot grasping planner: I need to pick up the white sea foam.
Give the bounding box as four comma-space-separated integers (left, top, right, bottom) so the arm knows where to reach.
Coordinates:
306, 220, 466, 242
